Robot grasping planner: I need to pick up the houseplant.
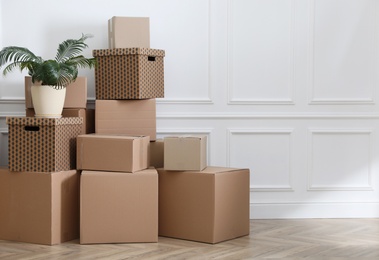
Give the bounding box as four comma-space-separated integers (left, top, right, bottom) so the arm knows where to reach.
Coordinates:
0, 34, 97, 118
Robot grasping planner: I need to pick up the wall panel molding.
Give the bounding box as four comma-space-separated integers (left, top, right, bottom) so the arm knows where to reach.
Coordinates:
307, 128, 373, 191
308, 0, 377, 105
159, 0, 212, 104
227, 128, 294, 192
227, 0, 295, 105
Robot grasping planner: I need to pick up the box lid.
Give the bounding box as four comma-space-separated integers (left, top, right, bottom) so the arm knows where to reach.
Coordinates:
6, 117, 83, 126
92, 48, 165, 57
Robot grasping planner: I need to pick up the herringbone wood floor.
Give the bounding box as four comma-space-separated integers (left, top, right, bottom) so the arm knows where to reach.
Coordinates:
1, 219, 379, 259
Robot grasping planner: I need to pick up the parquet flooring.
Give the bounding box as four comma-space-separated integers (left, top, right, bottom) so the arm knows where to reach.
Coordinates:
1, 219, 379, 259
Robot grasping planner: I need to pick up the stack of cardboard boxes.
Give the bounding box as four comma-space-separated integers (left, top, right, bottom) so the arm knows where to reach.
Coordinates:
0, 16, 250, 246
77, 16, 162, 244
1, 119, 85, 245
0, 66, 96, 245
160, 136, 250, 244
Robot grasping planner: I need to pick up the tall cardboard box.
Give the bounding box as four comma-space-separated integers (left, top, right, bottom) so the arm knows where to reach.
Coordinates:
0, 168, 80, 245
93, 48, 164, 100
108, 16, 150, 49
77, 134, 150, 173
6, 117, 83, 172
96, 99, 156, 141
25, 76, 87, 109
164, 135, 207, 171
26, 108, 95, 134
80, 168, 158, 244
158, 167, 250, 244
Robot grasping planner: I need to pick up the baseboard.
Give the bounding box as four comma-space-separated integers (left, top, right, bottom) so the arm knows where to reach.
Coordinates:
250, 202, 379, 219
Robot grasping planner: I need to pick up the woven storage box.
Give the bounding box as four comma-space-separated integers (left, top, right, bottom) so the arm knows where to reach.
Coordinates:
6, 117, 83, 172
93, 48, 165, 99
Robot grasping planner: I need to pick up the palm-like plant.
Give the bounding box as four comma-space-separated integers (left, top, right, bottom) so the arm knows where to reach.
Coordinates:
0, 34, 96, 89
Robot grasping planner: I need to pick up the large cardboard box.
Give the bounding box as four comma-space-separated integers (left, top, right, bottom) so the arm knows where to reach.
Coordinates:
26, 108, 95, 134
0, 167, 80, 245
80, 168, 158, 244
6, 117, 83, 172
158, 167, 250, 244
77, 134, 150, 173
95, 99, 156, 141
93, 48, 164, 100
164, 135, 207, 171
108, 16, 150, 49
149, 139, 164, 168
25, 76, 87, 109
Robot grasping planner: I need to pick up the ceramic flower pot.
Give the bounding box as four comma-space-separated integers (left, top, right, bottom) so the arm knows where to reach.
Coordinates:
31, 85, 66, 118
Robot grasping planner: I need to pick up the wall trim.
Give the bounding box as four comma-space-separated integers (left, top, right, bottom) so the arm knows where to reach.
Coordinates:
227, 128, 294, 192
250, 201, 379, 219
1, 110, 379, 119
307, 0, 377, 105
227, 0, 296, 105
307, 128, 374, 191
156, 112, 379, 119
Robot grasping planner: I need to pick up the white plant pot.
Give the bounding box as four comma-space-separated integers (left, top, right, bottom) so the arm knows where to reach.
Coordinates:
31, 85, 66, 118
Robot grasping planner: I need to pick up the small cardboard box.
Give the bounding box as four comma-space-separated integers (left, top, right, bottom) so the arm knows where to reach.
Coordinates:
80, 168, 158, 244
0, 167, 80, 245
93, 48, 164, 100
164, 135, 207, 171
26, 108, 95, 134
77, 134, 150, 173
108, 16, 150, 49
158, 167, 250, 244
95, 99, 156, 141
25, 76, 87, 109
6, 117, 83, 172
149, 139, 164, 168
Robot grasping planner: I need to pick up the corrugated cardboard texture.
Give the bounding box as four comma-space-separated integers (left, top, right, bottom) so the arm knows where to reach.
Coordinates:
95, 99, 156, 141
26, 108, 95, 134
0, 168, 79, 245
80, 168, 158, 244
149, 139, 164, 168
158, 167, 250, 244
6, 117, 83, 172
77, 134, 150, 172
108, 16, 150, 49
164, 135, 207, 171
25, 76, 87, 109
93, 48, 164, 99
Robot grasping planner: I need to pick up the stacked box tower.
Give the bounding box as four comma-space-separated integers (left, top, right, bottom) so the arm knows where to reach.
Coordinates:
0, 78, 89, 245
78, 16, 162, 244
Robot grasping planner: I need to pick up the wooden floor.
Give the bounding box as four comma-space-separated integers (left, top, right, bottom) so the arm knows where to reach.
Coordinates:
1, 219, 379, 259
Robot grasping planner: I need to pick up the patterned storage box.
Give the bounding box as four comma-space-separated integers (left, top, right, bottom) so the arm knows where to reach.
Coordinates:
93, 48, 165, 100
6, 117, 83, 172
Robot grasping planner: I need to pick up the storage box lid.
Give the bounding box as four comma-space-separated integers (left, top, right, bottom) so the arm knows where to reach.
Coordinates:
92, 48, 165, 57
6, 117, 83, 126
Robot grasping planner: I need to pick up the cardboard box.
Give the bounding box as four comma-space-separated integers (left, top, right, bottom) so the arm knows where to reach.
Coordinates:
158, 167, 250, 244
93, 48, 164, 100
95, 99, 156, 141
26, 108, 95, 134
108, 16, 150, 49
6, 117, 83, 172
164, 135, 207, 171
0, 167, 80, 245
149, 139, 164, 168
80, 168, 158, 244
25, 76, 88, 109
77, 134, 150, 173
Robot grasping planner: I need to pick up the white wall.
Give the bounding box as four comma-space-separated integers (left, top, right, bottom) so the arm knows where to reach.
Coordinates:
1, 0, 379, 218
